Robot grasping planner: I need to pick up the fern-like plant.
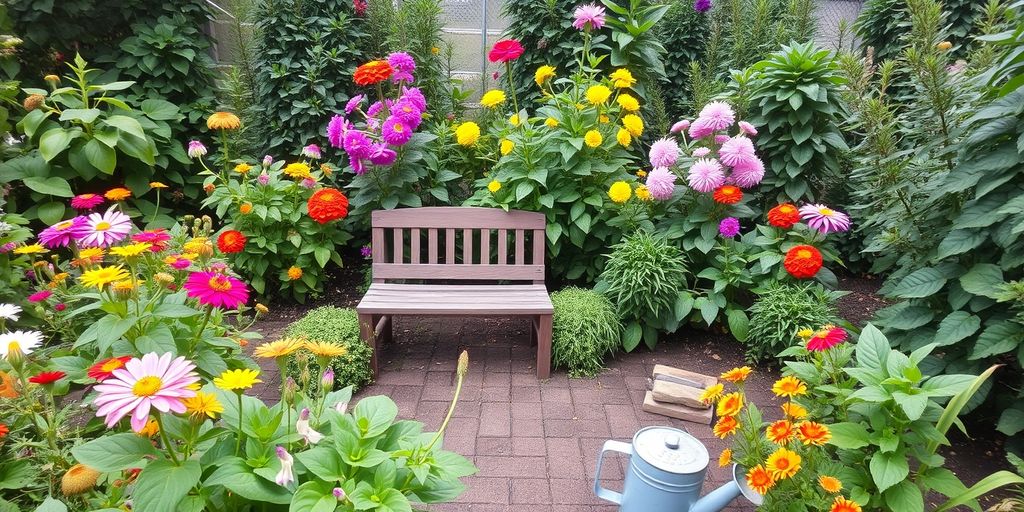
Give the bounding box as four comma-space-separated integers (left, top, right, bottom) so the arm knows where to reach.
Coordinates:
746, 281, 840, 363
551, 287, 622, 378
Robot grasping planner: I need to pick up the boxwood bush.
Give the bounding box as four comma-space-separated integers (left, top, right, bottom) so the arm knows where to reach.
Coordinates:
551, 287, 622, 378
285, 306, 374, 393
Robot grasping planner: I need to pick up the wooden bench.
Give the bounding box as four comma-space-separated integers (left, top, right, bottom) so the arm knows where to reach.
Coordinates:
355, 207, 554, 379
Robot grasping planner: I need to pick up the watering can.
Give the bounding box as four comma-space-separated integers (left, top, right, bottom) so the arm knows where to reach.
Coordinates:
594, 426, 762, 512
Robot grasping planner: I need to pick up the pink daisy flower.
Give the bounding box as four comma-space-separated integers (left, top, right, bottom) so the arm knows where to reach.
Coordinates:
573, 4, 606, 31
187, 140, 207, 159
649, 138, 680, 168
184, 271, 249, 309
738, 121, 758, 136
93, 352, 199, 432
645, 167, 677, 200
401, 86, 426, 112
70, 194, 104, 210
381, 117, 412, 146
807, 327, 847, 351
714, 134, 730, 144
799, 204, 851, 234
731, 157, 765, 188
28, 290, 52, 302
327, 115, 349, 148
132, 229, 171, 252
301, 144, 322, 160
38, 216, 86, 248
718, 136, 756, 167
74, 208, 133, 248
695, 101, 735, 131
686, 158, 725, 193
170, 257, 191, 270
345, 94, 365, 115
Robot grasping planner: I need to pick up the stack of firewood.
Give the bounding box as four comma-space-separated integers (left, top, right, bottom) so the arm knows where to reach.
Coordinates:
641, 364, 718, 425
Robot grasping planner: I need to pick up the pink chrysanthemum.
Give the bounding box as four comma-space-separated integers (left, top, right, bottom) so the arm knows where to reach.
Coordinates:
687, 158, 725, 193
327, 115, 349, 148
38, 216, 86, 248
401, 86, 427, 111
718, 136, 756, 167
670, 120, 690, 134
132, 229, 171, 252
170, 257, 191, 270
714, 134, 730, 144
184, 271, 249, 309
70, 194, 104, 210
807, 327, 847, 351
692, 147, 711, 158
731, 157, 765, 188
345, 94, 365, 115
688, 118, 715, 140
387, 52, 416, 83
799, 204, 851, 234
696, 101, 735, 132
93, 352, 199, 432
381, 117, 413, 146
301, 144, 322, 160
73, 208, 133, 248
739, 121, 758, 136
645, 167, 677, 200
718, 217, 740, 238
649, 138, 680, 168
369, 144, 397, 166
573, 4, 606, 31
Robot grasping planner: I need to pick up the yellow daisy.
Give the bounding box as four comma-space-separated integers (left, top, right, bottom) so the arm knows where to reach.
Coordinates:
214, 368, 262, 392
253, 338, 304, 359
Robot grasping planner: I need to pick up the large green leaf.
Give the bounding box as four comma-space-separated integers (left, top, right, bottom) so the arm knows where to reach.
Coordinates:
970, 321, 1024, 360
890, 268, 947, 298
83, 138, 116, 174
353, 396, 398, 438
883, 480, 923, 512
727, 309, 749, 342
70, 433, 158, 472
933, 311, 981, 347
204, 458, 291, 504
140, 99, 180, 121
826, 422, 870, 449
855, 324, 890, 370
23, 176, 73, 197
37, 202, 65, 225
935, 229, 986, 259
289, 481, 338, 512
870, 450, 909, 492
132, 460, 201, 512
39, 128, 79, 161
959, 263, 1004, 299
934, 471, 1024, 512
104, 115, 147, 140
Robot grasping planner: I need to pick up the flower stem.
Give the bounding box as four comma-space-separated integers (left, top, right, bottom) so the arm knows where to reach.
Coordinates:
155, 413, 181, 466
423, 370, 464, 457
505, 61, 520, 117
235, 392, 245, 457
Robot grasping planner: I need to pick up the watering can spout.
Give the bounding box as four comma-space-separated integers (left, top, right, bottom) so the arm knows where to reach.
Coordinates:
690, 480, 742, 512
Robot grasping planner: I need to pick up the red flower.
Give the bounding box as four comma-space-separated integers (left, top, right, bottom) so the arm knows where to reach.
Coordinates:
712, 185, 742, 204
354, 60, 393, 86
88, 356, 131, 382
28, 371, 66, 385
807, 327, 847, 351
768, 203, 800, 229
353, 0, 367, 16
0, 423, 7, 438
488, 39, 524, 63
784, 245, 823, 279
217, 230, 247, 254
308, 188, 350, 224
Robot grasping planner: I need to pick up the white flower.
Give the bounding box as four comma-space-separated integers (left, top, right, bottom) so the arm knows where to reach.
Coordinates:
335, 401, 349, 415
296, 408, 324, 445
0, 330, 43, 358
0, 304, 22, 321
275, 446, 294, 487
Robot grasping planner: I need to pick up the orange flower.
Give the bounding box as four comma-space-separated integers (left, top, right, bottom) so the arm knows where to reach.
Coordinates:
795, 421, 831, 446
781, 402, 808, 420
765, 447, 801, 480
354, 60, 394, 86
207, 112, 241, 130
719, 366, 751, 383
137, 418, 159, 438
0, 423, 7, 438
87, 356, 131, 382
307, 188, 349, 224
217, 230, 247, 254
766, 419, 795, 444
713, 415, 738, 438
239, 203, 253, 214
819, 475, 843, 493
768, 203, 800, 228
712, 185, 742, 204
0, 370, 17, 398
831, 496, 862, 512
699, 383, 724, 404
104, 187, 132, 201
783, 245, 822, 279
716, 392, 743, 417
746, 464, 775, 495
287, 266, 303, 280
772, 376, 807, 398
718, 448, 732, 467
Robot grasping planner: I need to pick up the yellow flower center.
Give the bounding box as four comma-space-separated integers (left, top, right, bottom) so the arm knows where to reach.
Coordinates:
132, 376, 163, 397
56, 220, 75, 230
95, 222, 111, 231
208, 276, 233, 292
101, 360, 124, 372
393, 123, 404, 133
7, 341, 21, 354
819, 207, 834, 216
781, 205, 795, 213
797, 249, 813, 259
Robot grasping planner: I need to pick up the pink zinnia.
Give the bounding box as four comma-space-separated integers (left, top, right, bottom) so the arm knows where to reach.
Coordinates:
387, 52, 416, 82
686, 158, 725, 193
381, 117, 412, 146
93, 352, 199, 432
731, 157, 765, 188
645, 167, 677, 200
807, 327, 847, 351
739, 121, 758, 136
170, 257, 191, 270
696, 101, 735, 131
28, 290, 52, 302
670, 119, 690, 134
649, 138, 680, 168
70, 194, 104, 210
799, 204, 851, 234
573, 4, 606, 31
132, 229, 171, 252
74, 208, 133, 248
345, 95, 365, 115
401, 86, 426, 111
718, 136, 756, 167
184, 271, 249, 309
38, 216, 86, 248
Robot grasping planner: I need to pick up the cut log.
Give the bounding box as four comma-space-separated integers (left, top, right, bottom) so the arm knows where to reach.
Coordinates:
642, 391, 714, 425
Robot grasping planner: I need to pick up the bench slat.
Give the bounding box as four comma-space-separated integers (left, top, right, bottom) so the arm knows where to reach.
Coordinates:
372, 207, 545, 229
372, 263, 543, 280
497, 229, 507, 265
357, 284, 553, 315
446, 228, 455, 263
428, 229, 438, 264
515, 229, 525, 264
393, 228, 403, 264
463, 228, 472, 264
481, 229, 490, 265
411, 228, 420, 264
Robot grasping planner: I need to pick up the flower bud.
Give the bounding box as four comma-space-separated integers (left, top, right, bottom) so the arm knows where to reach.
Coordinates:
333, 487, 347, 500
457, 350, 469, 377
255, 303, 269, 315
283, 377, 297, 405
22, 94, 45, 111
321, 367, 335, 391
153, 272, 174, 286
262, 155, 273, 168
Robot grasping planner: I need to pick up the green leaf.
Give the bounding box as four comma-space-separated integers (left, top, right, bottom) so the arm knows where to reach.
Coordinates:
140, 99, 180, 121
959, 263, 1004, 299
827, 422, 870, 449
23, 176, 73, 197
132, 460, 201, 512
104, 115, 147, 140
623, 322, 642, 351
39, 128, 78, 161
870, 450, 909, 492
58, 108, 102, 124
727, 310, 749, 342
71, 433, 158, 472
353, 396, 398, 438
37, 202, 65, 225
935, 229, 986, 259
290, 481, 338, 512
33, 497, 67, 512
0, 460, 34, 490
890, 268, 947, 299
883, 480, 923, 512
998, 408, 1024, 436
934, 471, 1024, 512
970, 321, 1024, 360
855, 324, 890, 370
83, 138, 116, 174
892, 392, 928, 421
295, 447, 347, 481
934, 311, 981, 346
204, 458, 291, 504
515, 181, 533, 202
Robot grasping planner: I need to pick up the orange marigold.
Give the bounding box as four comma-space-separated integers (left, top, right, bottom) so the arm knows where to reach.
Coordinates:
766, 419, 795, 444
0, 423, 7, 438
712, 415, 738, 438
720, 366, 751, 383
819, 475, 843, 493
712, 185, 742, 204
772, 376, 808, 398
207, 112, 241, 130
795, 421, 831, 446
354, 60, 394, 86
831, 496, 862, 512
217, 230, 246, 254
765, 447, 801, 480
768, 203, 800, 229
240, 203, 253, 214
104, 187, 132, 201
783, 245, 822, 279
746, 465, 775, 495
718, 448, 732, 467
0, 371, 17, 398
307, 188, 349, 224
287, 266, 303, 280
716, 392, 743, 417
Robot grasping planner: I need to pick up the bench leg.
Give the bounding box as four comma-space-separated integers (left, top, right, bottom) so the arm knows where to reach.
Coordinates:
359, 313, 379, 378
536, 314, 552, 379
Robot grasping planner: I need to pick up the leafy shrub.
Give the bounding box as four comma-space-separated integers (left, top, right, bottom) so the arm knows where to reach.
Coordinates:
285, 306, 374, 393
550, 287, 621, 377
855, 0, 983, 62
656, 0, 709, 117
596, 231, 687, 351
502, 0, 583, 105
746, 282, 840, 363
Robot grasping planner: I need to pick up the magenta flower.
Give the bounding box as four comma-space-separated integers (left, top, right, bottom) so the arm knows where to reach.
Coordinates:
351, 158, 367, 175
696, 101, 735, 132
366, 101, 384, 118
361, 245, 372, 258
132, 229, 171, 252
388, 52, 416, 83
645, 167, 677, 200
327, 116, 349, 148
381, 117, 413, 146
343, 130, 373, 160
170, 256, 191, 270
0, 242, 15, 253
714, 134, 730, 144
184, 271, 249, 309
807, 327, 847, 351
718, 217, 740, 238
738, 121, 758, 136
392, 99, 423, 130
369, 144, 397, 166
74, 208, 133, 248
70, 194, 104, 210
187, 140, 207, 159
688, 118, 715, 139
262, 155, 274, 168
670, 119, 690, 134
38, 216, 86, 248
686, 158, 725, 193
731, 157, 765, 188
649, 138, 680, 168
93, 352, 199, 432
257, 173, 270, 185
54, 303, 66, 312
401, 86, 427, 111
694, 0, 712, 12
28, 290, 52, 302
345, 94, 365, 115
799, 204, 851, 234
718, 136, 756, 167
573, 4, 606, 31
302, 144, 322, 160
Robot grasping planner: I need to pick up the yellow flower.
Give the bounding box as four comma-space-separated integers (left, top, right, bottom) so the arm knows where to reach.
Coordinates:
617, 93, 640, 111
13, 244, 47, 255
698, 383, 723, 404
283, 162, 312, 179
500, 139, 514, 155
819, 475, 843, 493
431, 46, 440, 55
608, 181, 631, 204
636, 170, 647, 178
320, 163, 333, 176
480, 89, 507, 108
720, 366, 752, 383
937, 41, 952, 51
716, 392, 743, 417
797, 328, 814, 339
534, 65, 556, 86
455, 122, 481, 146
616, 128, 631, 147
61, 464, 100, 496
112, 280, 137, 293
586, 85, 612, 105
765, 447, 801, 480
795, 421, 832, 446
255, 303, 269, 314
105, 187, 132, 201
137, 418, 159, 437
287, 266, 303, 280
488, 180, 501, 193
599, 115, 610, 124
149, 181, 168, 189
545, 117, 559, 128
80, 265, 130, 289
509, 114, 520, 127
772, 376, 808, 398
305, 340, 347, 358
575, 103, 585, 110
207, 111, 241, 130
182, 391, 224, 420
622, 114, 644, 137
635, 185, 652, 202
584, 130, 603, 148
781, 402, 808, 419
44, 74, 60, 83
110, 242, 152, 259
718, 448, 732, 468
234, 163, 252, 174
609, 68, 636, 89
240, 203, 253, 214
254, 338, 304, 359
213, 368, 261, 392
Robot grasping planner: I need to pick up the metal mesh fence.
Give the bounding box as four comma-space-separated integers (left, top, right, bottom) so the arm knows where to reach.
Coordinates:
812, 0, 864, 50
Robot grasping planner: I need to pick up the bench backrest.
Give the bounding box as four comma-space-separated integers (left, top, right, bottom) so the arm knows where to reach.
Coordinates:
370, 207, 546, 284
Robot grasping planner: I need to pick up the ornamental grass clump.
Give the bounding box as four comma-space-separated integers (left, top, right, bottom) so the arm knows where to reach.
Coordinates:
550, 287, 622, 378
746, 282, 841, 364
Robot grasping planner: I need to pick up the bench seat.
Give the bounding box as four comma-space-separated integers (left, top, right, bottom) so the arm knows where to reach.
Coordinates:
358, 284, 553, 315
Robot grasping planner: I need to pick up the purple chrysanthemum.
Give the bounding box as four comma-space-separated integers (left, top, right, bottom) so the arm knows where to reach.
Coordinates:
366, 101, 384, 118
38, 216, 86, 248
696, 101, 735, 132
327, 115, 348, 148
368, 144, 397, 166
738, 121, 758, 136
187, 140, 207, 159
718, 136, 756, 167
719, 217, 740, 238
392, 99, 423, 130
799, 204, 851, 234
345, 94, 365, 115
694, 0, 712, 12
670, 119, 690, 134
731, 157, 765, 188
388, 52, 416, 83
645, 167, 677, 200
692, 147, 711, 158
688, 118, 715, 140
381, 117, 413, 146
342, 130, 373, 160
686, 158, 725, 193
257, 173, 270, 185
401, 86, 427, 112
573, 4, 606, 31
351, 158, 367, 175
649, 138, 680, 168
360, 245, 372, 258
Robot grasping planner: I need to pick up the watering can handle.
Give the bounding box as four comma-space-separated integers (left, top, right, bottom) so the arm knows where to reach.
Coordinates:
594, 440, 632, 505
